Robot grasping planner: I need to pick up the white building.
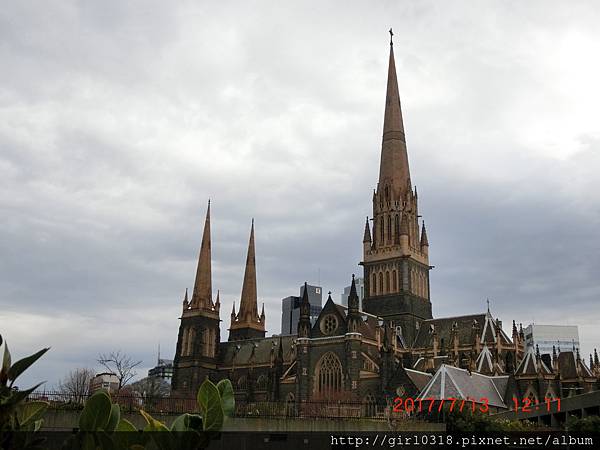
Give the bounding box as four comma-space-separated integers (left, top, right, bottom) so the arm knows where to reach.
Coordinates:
89, 372, 120, 394
523, 324, 580, 355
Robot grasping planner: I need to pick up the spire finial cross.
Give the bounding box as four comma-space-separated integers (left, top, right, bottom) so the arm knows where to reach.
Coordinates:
389, 28, 394, 45
486, 298, 490, 313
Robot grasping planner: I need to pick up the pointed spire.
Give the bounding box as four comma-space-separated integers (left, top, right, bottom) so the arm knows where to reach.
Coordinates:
214, 290, 220, 309
420, 221, 429, 247
298, 282, 311, 338
191, 201, 212, 309
231, 301, 236, 316
378, 31, 411, 196
512, 320, 518, 336
183, 288, 189, 309
260, 303, 265, 321
590, 354, 594, 369
594, 348, 599, 366
363, 217, 372, 243
238, 219, 258, 322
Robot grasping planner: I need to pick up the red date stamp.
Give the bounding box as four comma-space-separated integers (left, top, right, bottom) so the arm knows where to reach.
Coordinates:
392, 397, 490, 413
512, 397, 561, 412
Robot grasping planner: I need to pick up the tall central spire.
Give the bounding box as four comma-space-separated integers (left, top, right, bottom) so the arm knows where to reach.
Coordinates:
191, 200, 212, 309
378, 32, 411, 196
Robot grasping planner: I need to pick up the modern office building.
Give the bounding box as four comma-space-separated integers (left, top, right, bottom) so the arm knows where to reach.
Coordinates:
341, 277, 365, 311
148, 358, 174, 383
524, 324, 580, 355
280, 284, 323, 335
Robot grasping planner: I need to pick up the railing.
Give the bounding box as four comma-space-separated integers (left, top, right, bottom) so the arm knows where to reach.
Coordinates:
27, 391, 396, 420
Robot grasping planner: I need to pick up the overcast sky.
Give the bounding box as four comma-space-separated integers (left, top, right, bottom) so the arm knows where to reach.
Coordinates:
2, 1, 600, 388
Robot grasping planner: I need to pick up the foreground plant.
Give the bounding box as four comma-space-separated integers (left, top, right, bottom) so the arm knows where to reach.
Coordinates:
0, 333, 50, 449
64, 377, 235, 450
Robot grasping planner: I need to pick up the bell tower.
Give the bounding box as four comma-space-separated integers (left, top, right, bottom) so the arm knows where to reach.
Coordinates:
361, 32, 432, 346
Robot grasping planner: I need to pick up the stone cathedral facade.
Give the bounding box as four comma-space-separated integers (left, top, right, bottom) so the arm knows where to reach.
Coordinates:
170, 37, 598, 409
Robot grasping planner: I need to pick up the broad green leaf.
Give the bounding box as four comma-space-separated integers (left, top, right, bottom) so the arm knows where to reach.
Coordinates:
197, 379, 223, 431
116, 418, 137, 431
105, 403, 120, 432
217, 379, 235, 417
16, 400, 48, 426
79, 391, 112, 431
140, 409, 169, 432
170, 413, 189, 432
7, 347, 50, 385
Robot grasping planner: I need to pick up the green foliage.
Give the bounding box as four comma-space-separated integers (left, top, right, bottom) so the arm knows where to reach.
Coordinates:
0, 334, 50, 449
566, 415, 600, 432
66, 377, 235, 450
444, 408, 543, 432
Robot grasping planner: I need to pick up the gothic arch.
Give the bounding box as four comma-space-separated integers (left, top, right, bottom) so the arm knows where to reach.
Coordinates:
392, 269, 397, 292
385, 271, 390, 293
372, 272, 377, 295
363, 393, 376, 417
315, 352, 343, 397
379, 272, 383, 294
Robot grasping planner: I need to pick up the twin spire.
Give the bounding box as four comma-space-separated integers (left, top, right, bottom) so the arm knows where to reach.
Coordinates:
183, 201, 264, 338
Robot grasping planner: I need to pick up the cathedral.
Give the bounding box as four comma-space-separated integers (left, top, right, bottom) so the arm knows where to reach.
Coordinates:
171, 35, 598, 412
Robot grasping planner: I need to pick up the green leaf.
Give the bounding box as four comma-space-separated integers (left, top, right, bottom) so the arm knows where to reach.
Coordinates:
33, 419, 44, 432
105, 403, 120, 432
1, 341, 11, 377
7, 347, 50, 385
79, 390, 112, 431
197, 378, 223, 431
16, 400, 49, 426
170, 413, 190, 432
116, 418, 137, 432
216, 379, 235, 417
6, 382, 44, 407
139, 409, 169, 432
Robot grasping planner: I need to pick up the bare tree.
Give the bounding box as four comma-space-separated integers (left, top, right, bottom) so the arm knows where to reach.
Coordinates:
58, 367, 94, 404
97, 350, 142, 390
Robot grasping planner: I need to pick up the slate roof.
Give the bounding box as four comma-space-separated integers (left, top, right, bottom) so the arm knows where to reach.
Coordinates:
514, 347, 552, 376
475, 345, 494, 374
412, 311, 512, 349
218, 335, 295, 367
418, 364, 508, 409
405, 368, 433, 391
558, 351, 593, 379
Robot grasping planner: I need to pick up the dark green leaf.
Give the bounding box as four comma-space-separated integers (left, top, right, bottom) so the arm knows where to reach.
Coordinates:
7, 347, 50, 385
79, 391, 112, 431
197, 379, 223, 431
16, 400, 49, 426
140, 409, 169, 432
216, 379, 235, 417
115, 418, 137, 432
105, 403, 120, 432
2, 341, 11, 376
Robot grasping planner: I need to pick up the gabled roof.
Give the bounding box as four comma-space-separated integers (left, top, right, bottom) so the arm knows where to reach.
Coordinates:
405, 368, 433, 391
558, 351, 593, 379
515, 347, 552, 376
413, 311, 513, 349
218, 335, 295, 367
418, 364, 508, 409
476, 345, 494, 374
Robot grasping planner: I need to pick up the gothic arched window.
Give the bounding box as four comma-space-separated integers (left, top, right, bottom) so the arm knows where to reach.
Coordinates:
387, 216, 392, 242
394, 214, 399, 243
385, 271, 390, 293
379, 272, 383, 294
256, 375, 268, 391
363, 394, 376, 417
372, 273, 377, 295
315, 352, 343, 397
392, 270, 397, 292
380, 220, 384, 243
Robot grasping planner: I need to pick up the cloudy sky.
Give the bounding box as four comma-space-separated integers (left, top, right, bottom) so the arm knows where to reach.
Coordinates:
2, 1, 600, 388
